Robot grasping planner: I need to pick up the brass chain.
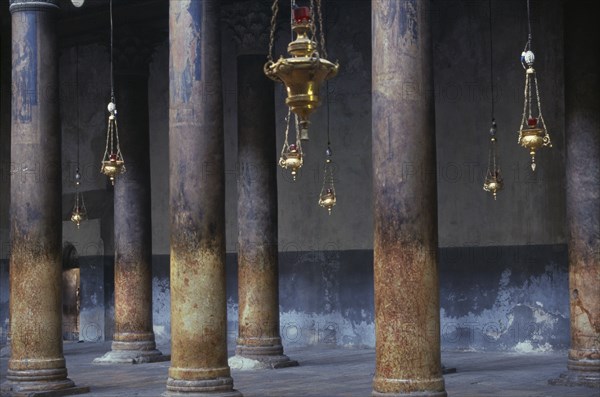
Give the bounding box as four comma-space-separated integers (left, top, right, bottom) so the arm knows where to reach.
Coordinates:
268, 0, 279, 62
315, 0, 327, 59
309, 0, 317, 49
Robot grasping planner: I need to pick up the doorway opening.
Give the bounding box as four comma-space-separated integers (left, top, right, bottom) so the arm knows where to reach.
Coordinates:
62, 243, 80, 341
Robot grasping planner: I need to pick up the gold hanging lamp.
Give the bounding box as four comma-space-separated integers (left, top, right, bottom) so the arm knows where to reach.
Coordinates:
264, 0, 339, 141
279, 109, 304, 181
100, 0, 125, 185
71, 168, 88, 229
318, 80, 337, 213
483, 120, 503, 200
517, 0, 551, 171
71, 45, 88, 228
482, 0, 503, 200
318, 146, 336, 214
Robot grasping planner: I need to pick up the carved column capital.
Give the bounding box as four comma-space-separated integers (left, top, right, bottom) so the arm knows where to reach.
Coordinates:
9, 0, 59, 13
111, 28, 160, 77
222, 0, 271, 55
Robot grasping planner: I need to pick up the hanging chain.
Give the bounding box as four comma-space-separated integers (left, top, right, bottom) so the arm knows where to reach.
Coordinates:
309, 0, 317, 50
526, 0, 532, 50
294, 113, 302, 149
534, 74, 551, 146
115, 118, 124, 163
75, 45, 80, 169
109, 0, 115, 103
280, 108, 292, 159
315, 0, 327, 59
519, 73, 528, 143
492, 137, 497, 174
487, 141, 493, 177
527, 74, 533, 118
320, 161, 328, 195
320, 156, 335, 195
267, 0, 279, 62
326, 82, 331, 146
488, 0, 494, 121
103, 117, 111, 160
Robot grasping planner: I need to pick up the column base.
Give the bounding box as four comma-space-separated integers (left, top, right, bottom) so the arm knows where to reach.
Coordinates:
93, 339, 169, 364
548, 370, 600, 388
164, 377, 242, 397
372, 376, 447, 397
93, 349, 169, 364
231, 342, 298, 370
1, 380, 89, 397
372, 391, 447, 397
228, 354, 298, 370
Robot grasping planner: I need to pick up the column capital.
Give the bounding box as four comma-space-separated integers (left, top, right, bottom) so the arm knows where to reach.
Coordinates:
223, 0, 271, 55
10, 0, 59, 13
112, 27, 163, 77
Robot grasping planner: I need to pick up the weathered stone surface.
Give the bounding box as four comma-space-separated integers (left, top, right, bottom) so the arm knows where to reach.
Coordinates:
166, 1, 241, 395
550, 1, 599, 389
1, 2, 88, 396
371, 1, 446, 396
229, 55, 297, 370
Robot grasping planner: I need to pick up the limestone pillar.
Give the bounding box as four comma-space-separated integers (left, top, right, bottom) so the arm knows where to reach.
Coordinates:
0, 3, 11, 360
1, 1, 88, 395
166, 1, 242, 395
550, 2, 600, 388
223, 1, 297, 371
371, 1, 446, 396
94, 32, 166, 364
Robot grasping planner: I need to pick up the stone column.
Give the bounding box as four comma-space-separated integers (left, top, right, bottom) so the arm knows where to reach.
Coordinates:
549, 2, 600, 389
1, 1, 88, 395
166, 1, 242, 396
223, 1, 298, 371
371, 1, 446, 396
94, 32, 166, 364
0, 4, 11, 360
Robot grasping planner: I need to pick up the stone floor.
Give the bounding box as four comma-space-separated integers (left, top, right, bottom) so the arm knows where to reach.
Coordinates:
0, 342, 597, 397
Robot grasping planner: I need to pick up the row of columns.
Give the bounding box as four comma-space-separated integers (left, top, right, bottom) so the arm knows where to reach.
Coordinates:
1, 1, 598, 397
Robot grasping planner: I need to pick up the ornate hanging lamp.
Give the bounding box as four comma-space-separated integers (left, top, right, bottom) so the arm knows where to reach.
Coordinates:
279, 109, 304, 180
71, 168, 88, 228
100, 0, 125, 185
318, 146, 336, 214
517, 0, 551, 171
483, 0, 503, 200
71, 45, 88, 228
264, 0, 339, 141
483, 120, 503, 200
318, 80, 337, 213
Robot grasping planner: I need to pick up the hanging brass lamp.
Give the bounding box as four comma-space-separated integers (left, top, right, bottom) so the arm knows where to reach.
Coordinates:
100, 102, 125, 185
517, 0, 551, 171
264, 0, 339, 141
482, 0, 503, 200
483, 121, 503, 200
100, 0, 126, 185
71, 45, 88, 228
318, 146, 336, 214
71, 169, 88, 228
279, 109, 304, 181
